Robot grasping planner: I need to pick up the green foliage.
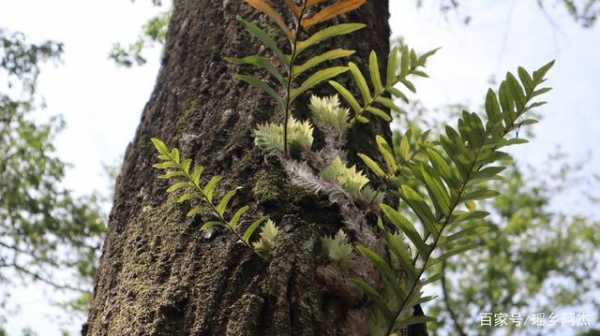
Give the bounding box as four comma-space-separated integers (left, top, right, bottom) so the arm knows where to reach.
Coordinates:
109, 10, 171, 67
151, 138, 277, 258
321, 229, 354, 270
224, 3, 561, 334
352, 61, 554, 335
228, 0, 368, 156
429, 158, 600, 335
330, 47, 438, 124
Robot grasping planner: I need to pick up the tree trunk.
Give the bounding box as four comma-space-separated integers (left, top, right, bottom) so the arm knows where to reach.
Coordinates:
86, 1, 392, 335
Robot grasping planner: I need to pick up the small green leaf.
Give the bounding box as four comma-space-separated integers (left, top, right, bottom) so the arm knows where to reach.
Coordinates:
290, 66, 349, 102
237, 17, 289, 66
229, 205, 250, 230
386, 47, 399, 87
375, 96, 401, 112
167, 181, 189, 193
388, 87, 409, 103
296, 23, 366, 55
366, 107, 391, 121
399, 136, 410, 162
517, 67, 534, 94
293, 49, 355, 78
153, 161, 178, 170
216, 188, 239, 216
376, 135, 397, 173
181, 159, 192, 174
191, 165, 204, 186
158, 171, 185, 179
225, 55, 287, 86
400, 78, 416, 93
236, 74, 284, 108
187, 207, 201, 218
369, 51, 384, 94
203, 176, 223, 203
170, 148, 180, 163
400, 185, 437, 236
329, 80, 361, 114
400, 46, 410, 77
381, 204, 427, 254
151, 137, 169, 155
358, 153, 385, 177
462, 189, 499, 201
348, 62, 372, 105
177, 192, 194, 203
242, 216, 268, 243
201, 221, 223, 232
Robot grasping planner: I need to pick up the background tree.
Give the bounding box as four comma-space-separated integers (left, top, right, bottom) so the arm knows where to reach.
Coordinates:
394, 101, 600, 335
0, 29, 106, 334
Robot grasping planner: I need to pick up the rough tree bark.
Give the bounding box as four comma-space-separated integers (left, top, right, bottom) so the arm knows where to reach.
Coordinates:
85, 1, 405, 335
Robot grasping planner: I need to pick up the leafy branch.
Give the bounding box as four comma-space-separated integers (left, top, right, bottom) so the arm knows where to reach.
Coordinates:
151, 138, 276, 258
227, 0, 368, 157
354, 61, 555, 335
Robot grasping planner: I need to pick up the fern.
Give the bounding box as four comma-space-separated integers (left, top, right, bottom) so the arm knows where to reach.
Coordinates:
151, 138, 276, 257
330, 46, 438, 124
227, 0, 368, 157
321, 229, 354, 270
353, 61, 555, 335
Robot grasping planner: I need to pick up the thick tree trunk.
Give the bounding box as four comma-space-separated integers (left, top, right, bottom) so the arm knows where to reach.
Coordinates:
86, 1, 393, 335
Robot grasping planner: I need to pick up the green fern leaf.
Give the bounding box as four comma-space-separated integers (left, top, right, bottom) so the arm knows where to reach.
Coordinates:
235, 74, 284, 108
203, 176, 223, 203
237, 17, 289, 66
293, 49, 355, 78
296, 23, 366, 54
229, 205, 250, 230
225, 55, 287, 86
348, 62, 372, 105
242, 217, 268, 243
290, 66, 349, 102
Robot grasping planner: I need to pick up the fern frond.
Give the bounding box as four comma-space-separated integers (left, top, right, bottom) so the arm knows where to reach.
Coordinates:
353, 61, 555, 336
231, 0, 368, 157
330, 46, 439, 124
151, 138, 275, 257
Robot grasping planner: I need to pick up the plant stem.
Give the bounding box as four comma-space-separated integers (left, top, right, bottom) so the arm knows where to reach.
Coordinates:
174, 159, 257, 252
283, 1, 308, 158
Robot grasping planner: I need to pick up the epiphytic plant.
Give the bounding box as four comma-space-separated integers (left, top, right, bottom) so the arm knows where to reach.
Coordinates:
152, 1, 555, 334
151, 138, 276, 258
227, 0, 368, 157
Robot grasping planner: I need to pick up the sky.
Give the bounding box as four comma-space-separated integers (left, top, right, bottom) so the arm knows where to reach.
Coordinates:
0, 0, 598, 335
